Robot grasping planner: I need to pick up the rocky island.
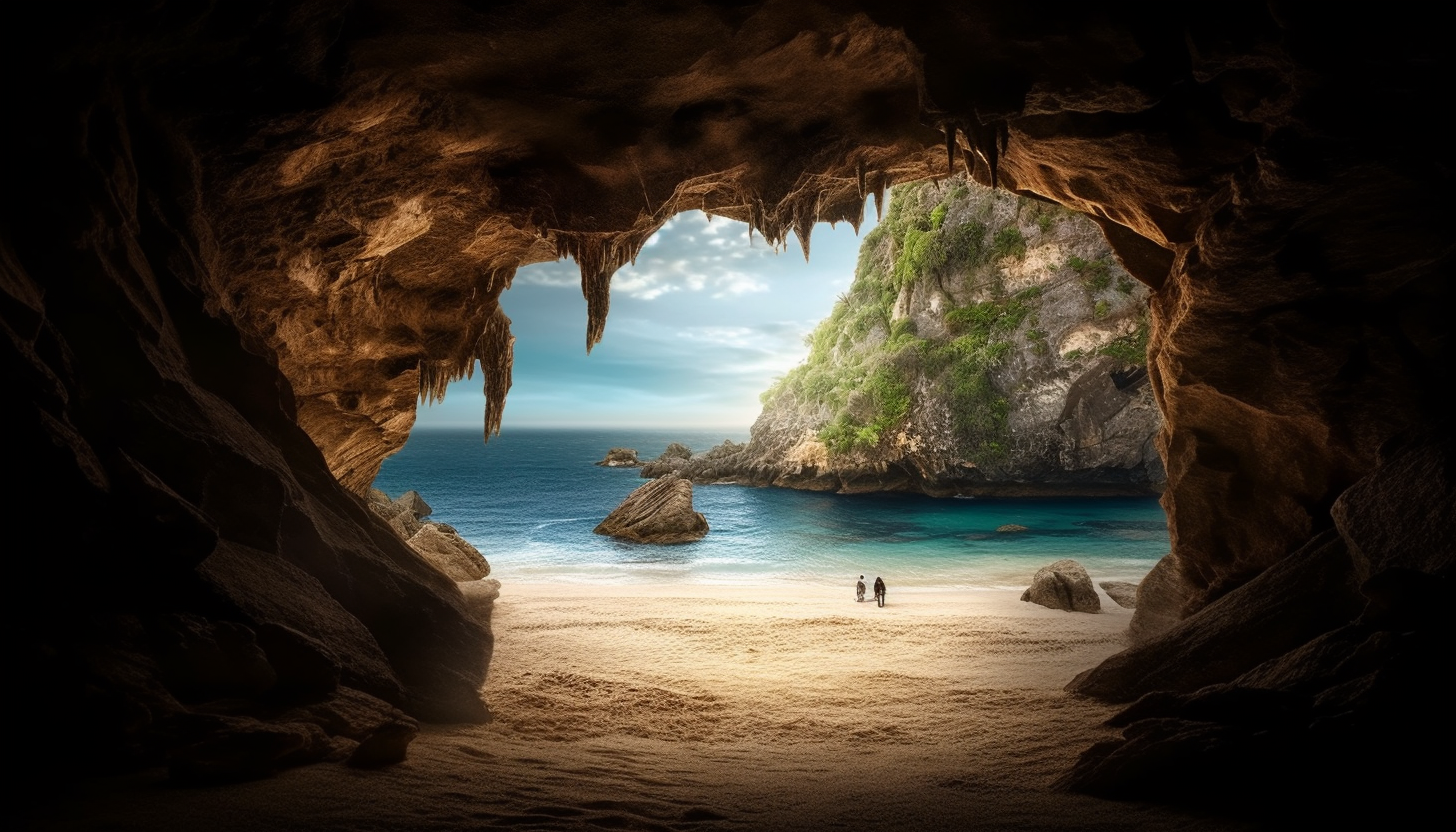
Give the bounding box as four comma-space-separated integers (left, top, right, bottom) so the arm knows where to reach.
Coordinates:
649, 177, 1164, 497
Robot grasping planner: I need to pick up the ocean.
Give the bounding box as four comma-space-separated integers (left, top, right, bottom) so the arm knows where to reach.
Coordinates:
372, 428, 1169, 590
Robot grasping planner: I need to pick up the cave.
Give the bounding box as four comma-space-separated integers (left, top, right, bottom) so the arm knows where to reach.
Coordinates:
8, 1, 1450, 828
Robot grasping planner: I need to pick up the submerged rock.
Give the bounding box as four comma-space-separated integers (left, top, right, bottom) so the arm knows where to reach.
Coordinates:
1022, 559, 1101, 613
1100, 580, 1139, 609
596, 447, 642, 467
594, 474, 709, 544
997, 524, 1029, 533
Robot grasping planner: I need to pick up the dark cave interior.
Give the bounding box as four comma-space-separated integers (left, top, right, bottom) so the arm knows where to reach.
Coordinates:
4, 0, 1451, 824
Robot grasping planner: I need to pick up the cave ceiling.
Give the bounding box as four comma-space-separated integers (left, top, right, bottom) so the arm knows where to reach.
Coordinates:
17, 0, 1453, 621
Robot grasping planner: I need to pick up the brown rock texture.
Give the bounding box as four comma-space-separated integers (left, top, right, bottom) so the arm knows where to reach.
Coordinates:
1021, 560, 1101, 613
407, 524, 491, 582
594, 476, 710, 544
1099, 581, 1138, 610
4, 0, 1451, 818
596, 448, 642, 467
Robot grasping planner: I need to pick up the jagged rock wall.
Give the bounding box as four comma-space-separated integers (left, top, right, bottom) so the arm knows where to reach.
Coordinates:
668, 176, 1164, 496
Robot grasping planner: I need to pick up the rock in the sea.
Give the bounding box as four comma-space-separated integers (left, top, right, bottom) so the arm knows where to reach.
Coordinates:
594, 474, 709, 543
596, 447, 642, 467
658, 442, 693, 460
407, 523, 490, 581
1021, 559, 1101, 613
997, 524, 1029, 533
1100, 581, 1139, 609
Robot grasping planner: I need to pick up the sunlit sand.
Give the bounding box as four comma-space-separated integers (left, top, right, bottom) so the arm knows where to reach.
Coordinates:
40, 583, 1249, 831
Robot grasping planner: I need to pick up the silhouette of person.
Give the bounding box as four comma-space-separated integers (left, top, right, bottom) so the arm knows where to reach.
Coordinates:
873, 576, 886, 607
855, 575, 866, 602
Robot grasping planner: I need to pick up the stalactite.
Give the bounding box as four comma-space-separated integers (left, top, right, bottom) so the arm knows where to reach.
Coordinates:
553, 231, 652, 352
476, 305, 514, 440
872, 171, 886, 221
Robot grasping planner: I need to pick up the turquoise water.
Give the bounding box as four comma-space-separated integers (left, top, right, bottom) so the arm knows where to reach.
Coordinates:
372, 428, 1169, 589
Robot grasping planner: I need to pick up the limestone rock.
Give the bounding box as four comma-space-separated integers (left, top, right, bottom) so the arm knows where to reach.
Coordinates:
1099, 581, 1139, 609
661, 180, 1165, 499
395, 490, 432, 520
1067, 530, 1364, 703
658, 442, 693, 461
1127, 555, 1189, 644
407, 523, 490, 581
1021, 560, 1101, 612
596, 448, 642, 467
594, 475, 709, 544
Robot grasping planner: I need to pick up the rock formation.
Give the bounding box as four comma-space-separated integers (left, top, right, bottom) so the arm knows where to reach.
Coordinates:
6, 1, 1450, 821
596, 448, 643, 467
1022, 560, 1102, 613
661, 178, 1164, 497
594, 475, 710, 544
1099, 581, 1138, 609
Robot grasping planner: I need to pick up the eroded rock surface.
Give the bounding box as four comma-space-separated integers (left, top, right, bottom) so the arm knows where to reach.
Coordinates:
1099, 581, 1138, 609
7, 0, 1450, 818
594, 476, 710, 544
596, 448, 642, 467
1021, 560, 1101, 613
658, 179, 1164, 497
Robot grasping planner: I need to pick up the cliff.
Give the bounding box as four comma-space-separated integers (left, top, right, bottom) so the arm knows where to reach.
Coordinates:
671, 177, 1164, 496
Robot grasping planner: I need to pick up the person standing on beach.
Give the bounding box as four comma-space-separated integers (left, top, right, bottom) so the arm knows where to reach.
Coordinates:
856, 576, 866, 602
873, 576, 886, 607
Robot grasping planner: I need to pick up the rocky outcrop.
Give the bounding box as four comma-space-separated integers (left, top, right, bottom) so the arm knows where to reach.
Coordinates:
1126, 555, 1190, 645
1021, 560, 1101, 613
594, 475, 709, 544
407, 524, 491, 582
596, 448, 642, 467
657, 179, 1164, 498
1057, 436, 1452, 818
1099, 581, 1138, 609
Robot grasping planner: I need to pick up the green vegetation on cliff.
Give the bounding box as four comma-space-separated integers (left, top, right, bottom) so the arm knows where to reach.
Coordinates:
762, 175, 1149, 466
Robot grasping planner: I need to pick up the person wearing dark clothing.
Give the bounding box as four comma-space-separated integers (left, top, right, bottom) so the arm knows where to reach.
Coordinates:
873, 576, 886, 607
855, 575, 866, 602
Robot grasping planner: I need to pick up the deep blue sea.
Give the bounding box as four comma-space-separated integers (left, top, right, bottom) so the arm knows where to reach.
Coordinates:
372, 428, 1169, 589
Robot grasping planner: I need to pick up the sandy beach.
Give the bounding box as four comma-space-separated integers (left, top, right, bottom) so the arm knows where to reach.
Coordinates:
33, 583, 1251, 831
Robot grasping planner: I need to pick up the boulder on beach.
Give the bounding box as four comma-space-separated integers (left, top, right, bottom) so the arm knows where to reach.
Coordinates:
395, 490, 432, 520
594, 474, 709, 544
1022, 559, 1101, 613
596, 447, 642, 467
407, 524, 490, 581
1100, 580, 1139, 609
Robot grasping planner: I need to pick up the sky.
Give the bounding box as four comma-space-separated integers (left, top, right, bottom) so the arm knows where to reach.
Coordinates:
414, 202, 879, 431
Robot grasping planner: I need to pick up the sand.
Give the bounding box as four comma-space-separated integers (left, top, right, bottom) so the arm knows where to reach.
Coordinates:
31, 583, 1251, 831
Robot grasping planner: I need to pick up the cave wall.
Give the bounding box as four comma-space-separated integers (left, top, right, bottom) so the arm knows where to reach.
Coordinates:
5, 0, 1450, 800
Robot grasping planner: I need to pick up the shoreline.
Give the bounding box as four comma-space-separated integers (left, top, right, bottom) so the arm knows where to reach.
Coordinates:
32, 581, 1251, 832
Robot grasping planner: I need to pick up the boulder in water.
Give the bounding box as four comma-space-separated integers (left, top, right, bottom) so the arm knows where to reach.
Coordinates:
1022, 559, 1101, 613
596, 447, 642, 467
594, 474, 708, 544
